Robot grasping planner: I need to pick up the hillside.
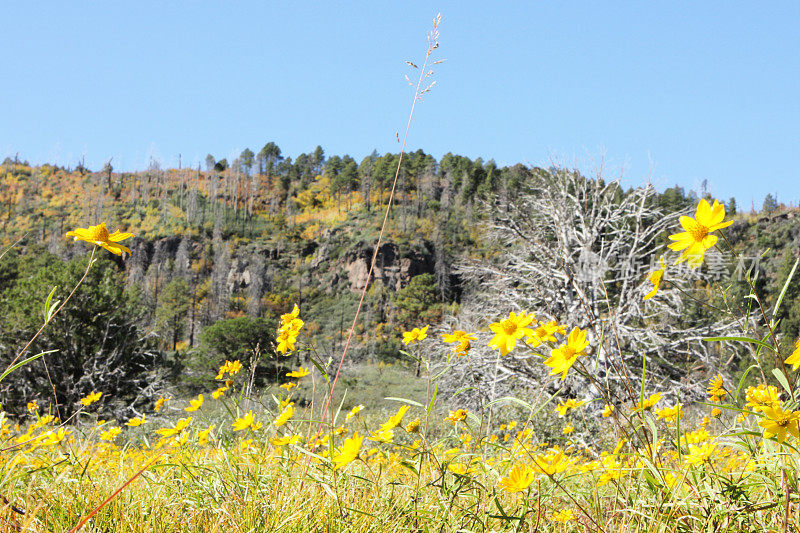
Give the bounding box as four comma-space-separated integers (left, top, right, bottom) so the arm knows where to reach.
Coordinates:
1, 151, 799, 415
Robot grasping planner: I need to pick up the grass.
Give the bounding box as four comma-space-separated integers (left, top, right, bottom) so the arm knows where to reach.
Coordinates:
2, 386, 798, 532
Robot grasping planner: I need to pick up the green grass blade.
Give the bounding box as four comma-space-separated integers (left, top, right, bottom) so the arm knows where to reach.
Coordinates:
0, 349, 57, 383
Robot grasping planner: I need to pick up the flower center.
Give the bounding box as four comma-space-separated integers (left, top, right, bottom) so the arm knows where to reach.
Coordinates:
501, 319, 518, 335
89, 224, 110, 243
561, 346, 577, 360
689, 224, 709, 242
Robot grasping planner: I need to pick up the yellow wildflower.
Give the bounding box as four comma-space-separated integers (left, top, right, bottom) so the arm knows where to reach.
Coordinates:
33, 414, 56, 430
550, 509, 575, 524
533, 449, 570, 476
453, 339, 472, 357
784, 339, 800, 371
280, 382, 297, 391
543, 327, 589, 379
154, 396, 169, 412
279, 305, 302, 330
707, 374, 726, 403
597, 455, 624, 486
80, 391, 102, 406
402, 325, 429, 345
562, 424, 574, 435
442, 329, 473, 344
759, 405, 800, 443
233, 411, 261, 432
667, 199, 733, 267
745, 384, 780, 413
286, 366, 310, 378
170, 430, 190, 448
446, 409, 467, 425
197, 424, 215, 446
643, 257, 666, 300
281, 304, 299, 321
42, 427, 69, 446
602, 404, 615, 418
216, 360, 243, 379
271, 434, 302, 447
498, 463, 536, 493
682, 427, 712, 445
555, 399, 586, 417
448, 463, 474, 475
276, 329, 298, 354
370, 428, 394, 443
100, 427, 122, 442
332, 432, 363, 467
212, 386, 228, 399
442, 330, 476, 356
656, 404, 683, 422
184, 394, 203, 412
274, 404, 294, 427
227, 360, 242, 375
126, 415, 146, 427
381, 405, 409, 431
26, 400, 38, 413
525, 320, 561, 347
685, 442, 717, 466
100, 426, 121, 441
406, 418, 421, 433
345, 405, 364, 421
636, 392, 662, 411
66, 223, 133, 256
155, 417, 192, 437
488, 311, 535, 355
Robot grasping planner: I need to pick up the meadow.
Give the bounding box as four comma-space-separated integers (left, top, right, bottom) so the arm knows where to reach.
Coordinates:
2, 199, 800, 532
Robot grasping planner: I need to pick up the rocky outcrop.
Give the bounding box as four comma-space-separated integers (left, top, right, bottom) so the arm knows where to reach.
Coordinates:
118, 233, 436, 310
341, 241, 435, 293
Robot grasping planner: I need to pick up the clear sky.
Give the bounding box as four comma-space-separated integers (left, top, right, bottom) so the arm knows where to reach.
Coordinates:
2, 2, 798, 208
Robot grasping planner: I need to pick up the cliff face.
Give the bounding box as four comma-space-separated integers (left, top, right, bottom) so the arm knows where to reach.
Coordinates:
341, 242, 435, 293
121, 234, 437, 313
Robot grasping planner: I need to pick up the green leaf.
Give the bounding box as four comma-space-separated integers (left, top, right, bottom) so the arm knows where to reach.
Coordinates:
332, 390, 348, 425
43, 285, 59, 324
451, 385, 476, 398
704, 336, 776, 353
398, 459, 419, 475
384, 397, 424, 408
465, 410, 481, 427
492, 497, 511, 521
735, 365, 759, 401
0, 350, 57, 383
773, 258, 799, 319
641, 345, 647, 410
772, 368, 792, 397
427, 383, 439, 415
592, 327, 606, 377
485, 396, 533, 410
308, 357, 329, 382
645, 415, 658, 455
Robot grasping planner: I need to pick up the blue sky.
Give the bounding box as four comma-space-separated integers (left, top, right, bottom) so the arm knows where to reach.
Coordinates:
2, 2, 798, 207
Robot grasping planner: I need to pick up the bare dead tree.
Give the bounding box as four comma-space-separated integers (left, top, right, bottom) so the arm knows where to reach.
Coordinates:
443, 164, 748, 411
